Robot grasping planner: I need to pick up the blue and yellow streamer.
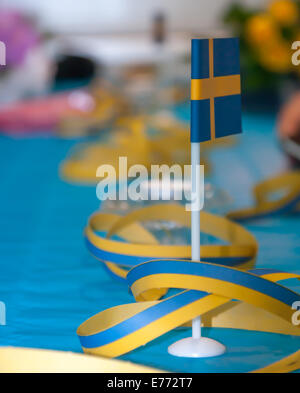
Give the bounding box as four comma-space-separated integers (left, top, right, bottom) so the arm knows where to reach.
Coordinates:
77, 259, 300, 372
85, 203, 258, 282
77, 202, 300, 372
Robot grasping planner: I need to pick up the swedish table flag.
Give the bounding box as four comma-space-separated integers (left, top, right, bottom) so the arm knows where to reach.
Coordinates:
191, 38, 242, 142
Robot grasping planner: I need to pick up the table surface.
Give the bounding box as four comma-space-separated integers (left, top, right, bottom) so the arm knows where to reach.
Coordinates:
0, 106, 299, 373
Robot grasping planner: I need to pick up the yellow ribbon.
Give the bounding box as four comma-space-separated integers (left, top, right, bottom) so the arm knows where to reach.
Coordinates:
60, 115, 235, 184
0, 347, 162, 373
228, 171, 300, 221
85, 203, 258, 281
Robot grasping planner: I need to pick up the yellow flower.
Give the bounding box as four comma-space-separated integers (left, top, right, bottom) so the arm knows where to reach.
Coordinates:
258, 41, 292, 73
269, 0, 299, 26
246, 13, 279, 46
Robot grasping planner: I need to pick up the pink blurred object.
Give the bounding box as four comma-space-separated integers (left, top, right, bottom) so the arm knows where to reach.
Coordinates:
0, 9, 54, 104
0, 90, 94, 134
0, 9, 39, 67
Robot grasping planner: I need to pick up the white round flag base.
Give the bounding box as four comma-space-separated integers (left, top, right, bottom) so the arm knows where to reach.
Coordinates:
168, 337, 226, 358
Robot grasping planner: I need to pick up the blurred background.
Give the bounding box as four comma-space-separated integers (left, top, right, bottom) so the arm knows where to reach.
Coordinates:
1, 0, 299, 111
1, 0, 300, 208
0, 0, 262, 33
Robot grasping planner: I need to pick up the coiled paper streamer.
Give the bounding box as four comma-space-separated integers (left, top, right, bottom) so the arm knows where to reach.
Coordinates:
78, 203, 300, 372
228, 171, 300, 222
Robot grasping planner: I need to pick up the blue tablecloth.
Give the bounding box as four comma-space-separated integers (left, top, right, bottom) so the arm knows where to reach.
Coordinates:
0, 108, 299, 372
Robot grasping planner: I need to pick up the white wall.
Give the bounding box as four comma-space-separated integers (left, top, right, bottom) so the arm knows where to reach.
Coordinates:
1, 0, 268, 33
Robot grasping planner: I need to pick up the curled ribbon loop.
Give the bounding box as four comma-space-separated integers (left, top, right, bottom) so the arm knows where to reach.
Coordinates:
77, 261, 300, 372
85, 204, 258, 282
227, 171, 300, 222
79, 203, 300, 372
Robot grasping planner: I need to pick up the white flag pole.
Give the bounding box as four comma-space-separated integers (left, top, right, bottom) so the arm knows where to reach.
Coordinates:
191, 142, 202, 340
168, 139, 225, 357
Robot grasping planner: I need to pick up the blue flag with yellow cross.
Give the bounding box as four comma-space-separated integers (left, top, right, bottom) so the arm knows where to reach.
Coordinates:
191, 38, 242, 142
